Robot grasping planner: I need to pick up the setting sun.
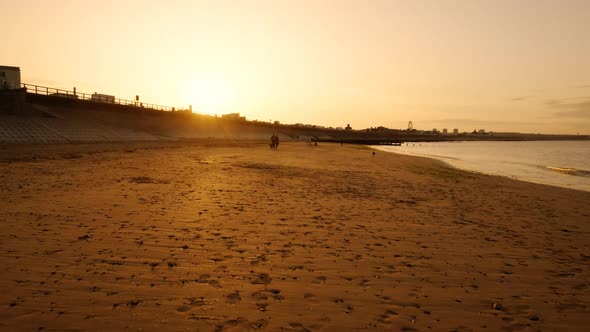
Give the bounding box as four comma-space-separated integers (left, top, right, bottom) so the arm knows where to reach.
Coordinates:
182, 73, 235, 116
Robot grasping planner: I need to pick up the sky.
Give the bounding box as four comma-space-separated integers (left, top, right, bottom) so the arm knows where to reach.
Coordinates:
3, 0, 590, 134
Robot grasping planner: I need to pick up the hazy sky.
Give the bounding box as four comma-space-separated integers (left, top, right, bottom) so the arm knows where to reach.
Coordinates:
4, 0, 590, 134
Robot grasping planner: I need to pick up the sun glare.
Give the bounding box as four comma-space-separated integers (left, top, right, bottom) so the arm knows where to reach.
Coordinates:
182, 74, 235, 115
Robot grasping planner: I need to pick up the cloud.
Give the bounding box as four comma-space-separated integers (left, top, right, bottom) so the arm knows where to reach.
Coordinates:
547, 98, 590, 118
510, 96, 530, 102
553, 108, 590, 118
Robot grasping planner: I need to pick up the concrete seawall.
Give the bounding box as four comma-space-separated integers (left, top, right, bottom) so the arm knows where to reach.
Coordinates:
0, 89, 26, 114
1, 94, 283, 144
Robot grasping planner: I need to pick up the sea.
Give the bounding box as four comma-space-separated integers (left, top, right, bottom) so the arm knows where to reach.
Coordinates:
374, 140, 590, 192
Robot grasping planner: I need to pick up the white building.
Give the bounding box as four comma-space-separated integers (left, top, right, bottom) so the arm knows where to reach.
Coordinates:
0, 66, 21, 90
91, 93, 115, 103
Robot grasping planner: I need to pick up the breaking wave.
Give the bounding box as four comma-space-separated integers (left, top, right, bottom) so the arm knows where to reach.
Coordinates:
545, 166, 590, 177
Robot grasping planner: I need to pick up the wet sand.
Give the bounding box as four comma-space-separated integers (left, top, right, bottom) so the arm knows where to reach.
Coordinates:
0, 140, 589, 331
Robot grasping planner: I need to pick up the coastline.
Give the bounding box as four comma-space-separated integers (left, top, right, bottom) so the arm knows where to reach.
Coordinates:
1, 141, 589, 331
373, 141, 590, 193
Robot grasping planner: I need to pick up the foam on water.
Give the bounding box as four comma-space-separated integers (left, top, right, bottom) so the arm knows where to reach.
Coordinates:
545, 166, 590, 177
375, 140, 590, 192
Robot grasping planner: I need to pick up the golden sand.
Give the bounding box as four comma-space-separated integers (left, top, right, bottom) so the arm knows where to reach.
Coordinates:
0, 141, 588, 331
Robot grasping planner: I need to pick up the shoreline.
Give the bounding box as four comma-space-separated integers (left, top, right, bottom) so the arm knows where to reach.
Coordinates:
5, 139, 587, 193
1, 140, 589, 331
373, 141, 590, 193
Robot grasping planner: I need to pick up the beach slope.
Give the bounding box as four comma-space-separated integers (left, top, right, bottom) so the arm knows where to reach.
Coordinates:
0, 141, 588, 331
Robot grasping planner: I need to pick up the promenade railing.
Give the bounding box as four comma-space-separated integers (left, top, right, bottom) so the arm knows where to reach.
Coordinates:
21, 83, 180, 112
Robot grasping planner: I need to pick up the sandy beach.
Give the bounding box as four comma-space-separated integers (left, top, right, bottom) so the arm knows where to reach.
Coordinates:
0, 140, 588, 331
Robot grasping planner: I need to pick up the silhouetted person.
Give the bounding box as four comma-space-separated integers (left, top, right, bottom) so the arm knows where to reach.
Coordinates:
270, 134, 278, 149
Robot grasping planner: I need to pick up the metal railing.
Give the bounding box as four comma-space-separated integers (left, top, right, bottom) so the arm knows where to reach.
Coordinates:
22, 83, 182, 112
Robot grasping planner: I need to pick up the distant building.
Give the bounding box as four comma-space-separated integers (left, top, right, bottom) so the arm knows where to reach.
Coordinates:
453, 128, 459, 134
478, 129, 486, 134
442, 128, 448, 134
408, 121, 413, 130
432, 128, 438, 133
221, 112, 246, 121
345, 124, 352, 130
91, 93, 115, 103
0, 66, 21, 90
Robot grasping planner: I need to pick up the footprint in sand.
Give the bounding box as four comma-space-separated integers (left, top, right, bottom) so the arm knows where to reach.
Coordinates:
313, 276, 327, 284
250, 272, 272, 285
196, 274, 211, 283
251, 291, 268, 301
259, 288, 283, 301
126, 300, 142, 309
176, 306, 191, 312
215, 318, 246, 331
250, 254, 268, 266
249, 319, 269, 330
226, 291, 241, 304
215, 318, 268, 332
187, 297, 206, 307
377, 309, 399, 324
287, 322, 311, 332
256, 302, 269, 311
208, 280, 222, 288
196, 274, 222, 288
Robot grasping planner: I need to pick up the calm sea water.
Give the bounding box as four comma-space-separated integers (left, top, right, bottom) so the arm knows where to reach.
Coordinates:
375, 141, 590, 192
